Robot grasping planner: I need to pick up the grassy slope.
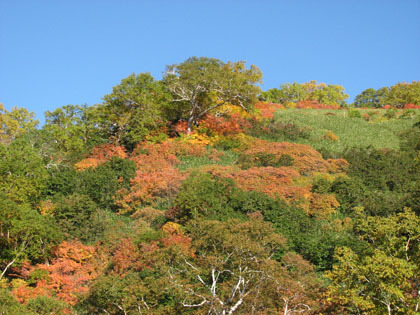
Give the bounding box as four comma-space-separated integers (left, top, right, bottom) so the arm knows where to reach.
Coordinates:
273, 109, 419, 153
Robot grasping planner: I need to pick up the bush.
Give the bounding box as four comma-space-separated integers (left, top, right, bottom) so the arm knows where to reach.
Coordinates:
237, 153, 294, 169
348, 109, 361, 118
53, 193, 100, 243
168, 172, 245, 222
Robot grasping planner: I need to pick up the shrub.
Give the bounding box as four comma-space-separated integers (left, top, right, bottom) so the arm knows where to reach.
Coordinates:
348, 109, 361, 118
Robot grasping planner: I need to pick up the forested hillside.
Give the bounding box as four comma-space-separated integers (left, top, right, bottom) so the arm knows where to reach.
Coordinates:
1, 57, 420, 314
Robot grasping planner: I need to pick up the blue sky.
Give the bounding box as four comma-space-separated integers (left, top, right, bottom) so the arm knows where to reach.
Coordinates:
1, 0, 419, 123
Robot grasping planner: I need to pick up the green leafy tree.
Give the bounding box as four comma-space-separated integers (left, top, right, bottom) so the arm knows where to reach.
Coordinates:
164, 57, 262, 132
387, 81, 420, 108
260, 81, 348, 106
52, 193, 100, 243
0, 193, 62, 280
353, 87, 388, 108
101, 73, 170, 147
44, 104, 103, 155
78, 157, 136, 211
0, 104, 39, 144
326, 208, 420, 314
0, 137, 49, 204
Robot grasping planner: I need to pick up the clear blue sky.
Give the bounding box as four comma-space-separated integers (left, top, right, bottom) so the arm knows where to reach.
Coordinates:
1, 0, 419, 123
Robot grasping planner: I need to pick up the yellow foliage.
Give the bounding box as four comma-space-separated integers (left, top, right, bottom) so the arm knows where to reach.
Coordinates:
39, 199, 56, 216
162, 222, 183, 235
323, 130, 339, 141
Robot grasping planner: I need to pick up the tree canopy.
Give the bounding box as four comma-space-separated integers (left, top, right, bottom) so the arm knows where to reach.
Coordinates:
164, 57, 262, 131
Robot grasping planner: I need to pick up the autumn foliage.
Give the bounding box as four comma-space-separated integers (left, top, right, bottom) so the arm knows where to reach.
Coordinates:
74, 144, 127, 171
12, 241, 101, 306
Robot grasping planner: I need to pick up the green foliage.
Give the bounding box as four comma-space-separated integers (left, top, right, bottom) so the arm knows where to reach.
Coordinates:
169, 172, 246, 222
177, 149, 239, 171
0, 193, 63, 279
44, 104, 103, 155
260, 81, 348, 106
0, 137, 49, 204
354, 81, 420, 108
0, 288, 34, 315
258, 194, 360, 271
353, 87, 388, 108
100, 73, 170, 148
326, 209, 420, 314
272, 108, 417, 153
44, 167, 79, 197
27, 296, 68, 315
0, 104, 39, 144
348, 109, 362, 118
247, 119, 312, 142
78, 157, 136, 210
80, 271, 178, 314
53, 193, 100, 242
330, 176, 365, 213
237, 152, 294, 169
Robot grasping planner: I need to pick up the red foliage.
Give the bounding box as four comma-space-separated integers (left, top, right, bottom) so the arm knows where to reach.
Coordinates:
111, 238, 143, 275
254, 102, 285, 119
172, 120, 188, 135
404, 103, 420, 109
199, 113, 252, 136
74, 144, 127, 171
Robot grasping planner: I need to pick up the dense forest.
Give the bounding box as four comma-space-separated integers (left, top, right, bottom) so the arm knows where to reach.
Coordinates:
1, 57, 420, 314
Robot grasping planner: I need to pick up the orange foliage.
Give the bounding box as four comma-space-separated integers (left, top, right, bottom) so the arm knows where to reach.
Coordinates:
11, 281, 51, 304
235, 167, 310, 202
115, 140, 207, 212
254, 102, 285, 119
326, 158, 349, 173
208, 148, 225, 161
323, 131, 339, 141
404, 103, 420, 109
307, 193, 340, 218
199, 113, 252, 136
116, 168, 187, 212
74, 144, 127, 171
111, 238, 143, 275
12, 241, 101, 306
199, 164, 309, 203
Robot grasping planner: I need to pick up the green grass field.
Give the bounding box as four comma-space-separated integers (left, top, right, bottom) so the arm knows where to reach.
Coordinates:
272, 109, 420, 153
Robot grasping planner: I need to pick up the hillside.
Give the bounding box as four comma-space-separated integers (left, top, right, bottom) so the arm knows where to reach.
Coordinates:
1, 64, 420, 314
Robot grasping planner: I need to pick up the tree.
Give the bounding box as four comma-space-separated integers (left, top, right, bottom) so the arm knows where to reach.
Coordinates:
387, 81, 420, 108
169, 217, 321, 314
0, 104, 39, 144
43, 104, 103, 155
164, 57, 262, 132
260, 81, 348, 107
353, 88, 385, 108
0, 137, 49, 204
0, 193, 62, 281
326, 209, 420, 314
100, 73, 170, 147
